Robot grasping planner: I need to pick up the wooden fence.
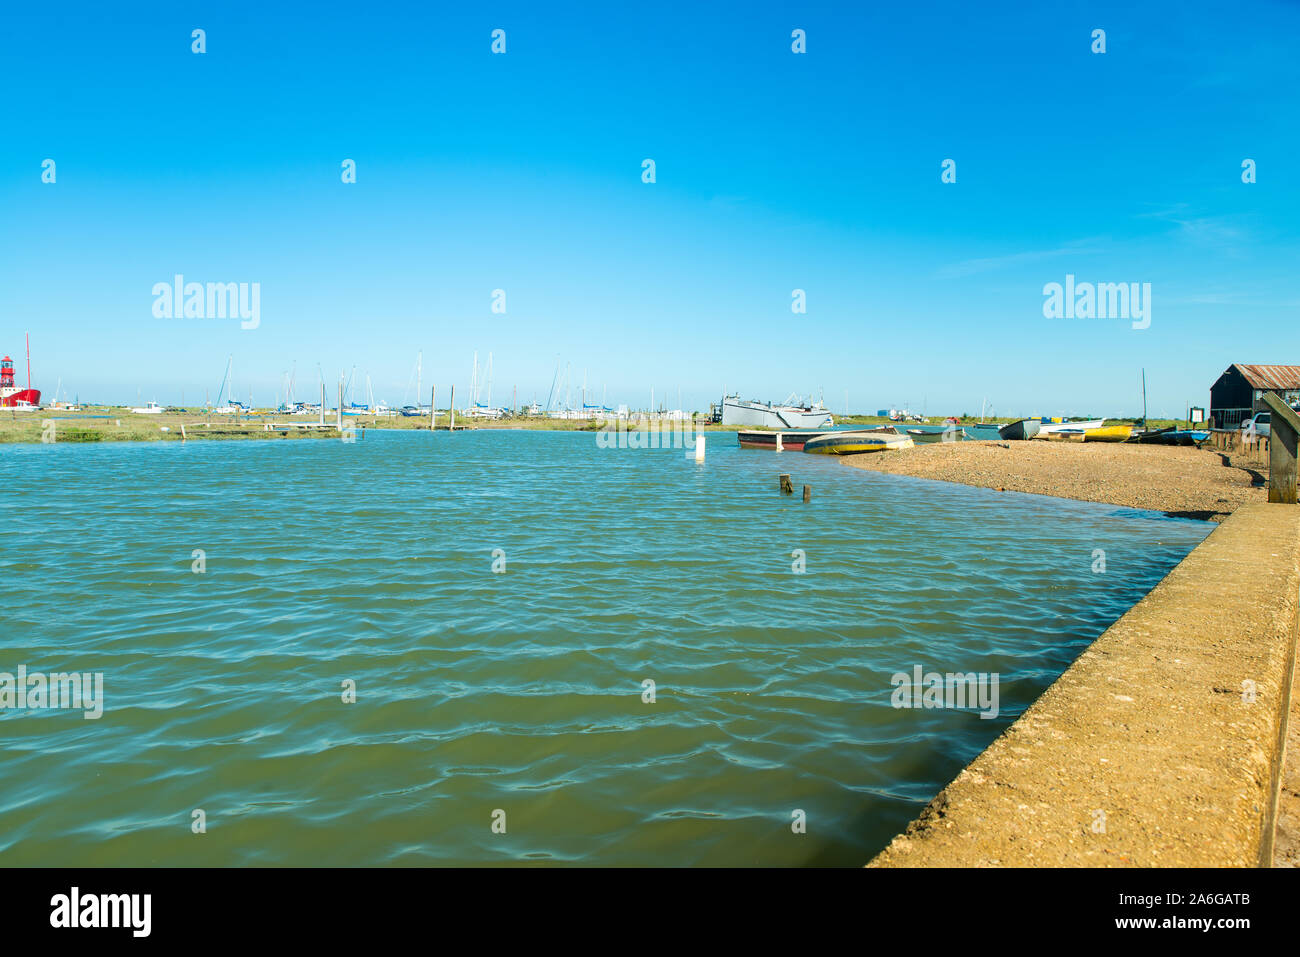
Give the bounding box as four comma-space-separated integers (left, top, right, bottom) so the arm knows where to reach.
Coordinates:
1208, 428, 1271, 467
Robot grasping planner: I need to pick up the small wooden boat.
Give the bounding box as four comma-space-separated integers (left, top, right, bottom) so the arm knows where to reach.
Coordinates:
908, 427, 965, 444
802, 431, 914, 455
1130, 426, 1174, 443
1134, 428, 1209, 446
736, 429, 833, 451
1035, 418, 1105, 437
997, 418, 1040, 441
1081, 424, 1134, 442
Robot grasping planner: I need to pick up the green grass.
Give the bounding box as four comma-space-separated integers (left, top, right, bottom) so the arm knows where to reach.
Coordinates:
1, 407, 1202, 444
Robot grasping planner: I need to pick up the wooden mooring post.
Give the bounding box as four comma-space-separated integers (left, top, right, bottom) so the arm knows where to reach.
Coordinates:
803, 484, 811, 503
779, 474, 793, 494
1263, 394, 1299, 504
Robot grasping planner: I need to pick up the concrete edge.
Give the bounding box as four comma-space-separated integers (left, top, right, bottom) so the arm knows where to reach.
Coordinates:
869, 503, 1300, 867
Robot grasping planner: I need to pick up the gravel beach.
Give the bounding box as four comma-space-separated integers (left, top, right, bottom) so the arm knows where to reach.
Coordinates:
842, 440, 1266, 521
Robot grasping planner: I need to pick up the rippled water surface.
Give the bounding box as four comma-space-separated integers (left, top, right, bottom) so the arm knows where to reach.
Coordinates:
0, 430, 1209, 866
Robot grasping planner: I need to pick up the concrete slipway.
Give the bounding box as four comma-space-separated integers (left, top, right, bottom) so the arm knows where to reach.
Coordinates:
871, 503, 1300, 867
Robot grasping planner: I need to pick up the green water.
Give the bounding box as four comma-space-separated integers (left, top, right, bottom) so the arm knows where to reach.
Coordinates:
0, 431, 1208, 865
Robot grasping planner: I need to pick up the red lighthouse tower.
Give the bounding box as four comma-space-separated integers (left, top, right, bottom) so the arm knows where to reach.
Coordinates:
1, 335, 41, 408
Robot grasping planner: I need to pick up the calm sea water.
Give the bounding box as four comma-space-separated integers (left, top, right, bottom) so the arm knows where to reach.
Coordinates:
0, 430, 1208, 866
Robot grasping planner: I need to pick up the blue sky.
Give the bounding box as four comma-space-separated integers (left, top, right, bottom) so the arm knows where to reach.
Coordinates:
1, 0, 1297, 416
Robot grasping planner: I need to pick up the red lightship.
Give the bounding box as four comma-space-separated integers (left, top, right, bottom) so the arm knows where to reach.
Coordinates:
1, 334, 41, 409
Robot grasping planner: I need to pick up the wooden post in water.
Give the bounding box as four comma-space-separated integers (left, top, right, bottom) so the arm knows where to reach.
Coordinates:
449, 385, 456, 431
779, 474, 793, 494
803, 484, 811, 503
1263, 394, 1299, 504
429, 386, 436, 431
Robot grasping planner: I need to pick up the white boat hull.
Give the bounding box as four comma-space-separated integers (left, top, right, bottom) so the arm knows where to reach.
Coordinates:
1035, 418, 1105, 436
722, 398, 833, 429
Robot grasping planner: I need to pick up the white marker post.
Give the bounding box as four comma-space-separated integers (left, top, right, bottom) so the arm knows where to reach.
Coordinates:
694, 435, 705, 463
775, 432, 784, 452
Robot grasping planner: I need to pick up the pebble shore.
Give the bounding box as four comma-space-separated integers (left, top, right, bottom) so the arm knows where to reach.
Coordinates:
843, 440, 1266, 521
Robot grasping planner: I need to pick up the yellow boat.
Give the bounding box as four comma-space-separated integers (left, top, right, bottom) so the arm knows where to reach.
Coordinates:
802, 431, 914, 455
1081, 425, 1134, 442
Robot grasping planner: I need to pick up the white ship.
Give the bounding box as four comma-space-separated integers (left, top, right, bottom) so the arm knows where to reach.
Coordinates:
721, 393, 833, 429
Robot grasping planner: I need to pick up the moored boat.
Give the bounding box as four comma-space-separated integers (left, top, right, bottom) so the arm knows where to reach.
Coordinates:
1034, 418, 1105, 438
802, 430, 914, 455
1133, 428, 1209, 446
0, 338, 41, 409
722, 393, 833, 429
907, 426, 965, 444
736, 429, 832, 451
997, 418, 1041, 441
1130, 426, 1174, 443
1080, 424, 1134, 442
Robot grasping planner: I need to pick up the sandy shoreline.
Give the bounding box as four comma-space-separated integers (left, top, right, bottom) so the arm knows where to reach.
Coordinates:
842, 440, 1267, 521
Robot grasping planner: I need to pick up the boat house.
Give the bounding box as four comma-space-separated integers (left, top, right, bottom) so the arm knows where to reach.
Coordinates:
1209, 364, 1300, 429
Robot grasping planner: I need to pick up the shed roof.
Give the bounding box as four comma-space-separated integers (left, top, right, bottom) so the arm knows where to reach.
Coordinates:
1230, 364, 1300, 390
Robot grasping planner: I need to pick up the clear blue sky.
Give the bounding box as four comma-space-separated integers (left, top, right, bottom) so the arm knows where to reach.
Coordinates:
2, 0, 1297, 417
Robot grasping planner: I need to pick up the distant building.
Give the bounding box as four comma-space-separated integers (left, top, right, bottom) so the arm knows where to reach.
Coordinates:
1209, 364, 1300, 428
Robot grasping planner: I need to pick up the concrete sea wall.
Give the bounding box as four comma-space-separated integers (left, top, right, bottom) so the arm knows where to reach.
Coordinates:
870, 503, 1300, 867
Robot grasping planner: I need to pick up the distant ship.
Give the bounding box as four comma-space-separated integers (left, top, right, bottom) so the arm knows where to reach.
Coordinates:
721, 393, 832, 429
1, 336, 41, 408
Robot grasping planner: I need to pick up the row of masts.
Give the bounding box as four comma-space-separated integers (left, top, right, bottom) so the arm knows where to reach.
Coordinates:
195, 352, 688, 415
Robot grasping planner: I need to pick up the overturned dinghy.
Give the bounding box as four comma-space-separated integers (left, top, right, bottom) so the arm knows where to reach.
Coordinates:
802, 430, 914, 455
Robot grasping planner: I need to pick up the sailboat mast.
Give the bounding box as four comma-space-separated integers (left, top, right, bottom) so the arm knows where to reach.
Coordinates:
546, 357, 560, 412
1141, 368, 1148, 424
217, 354, 232, 407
